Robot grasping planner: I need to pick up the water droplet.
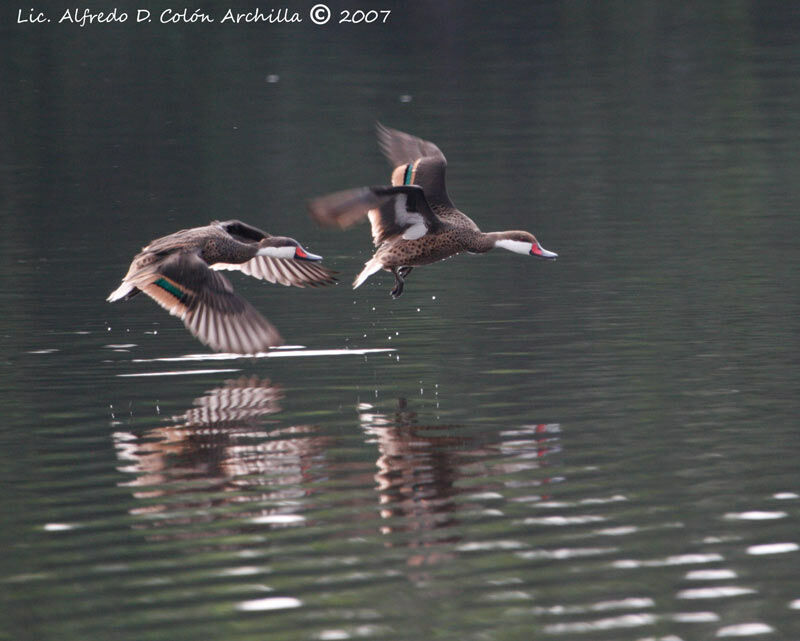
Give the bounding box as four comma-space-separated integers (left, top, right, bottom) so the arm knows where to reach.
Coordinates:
266, 74, 280, 83
399, 94, 412, 103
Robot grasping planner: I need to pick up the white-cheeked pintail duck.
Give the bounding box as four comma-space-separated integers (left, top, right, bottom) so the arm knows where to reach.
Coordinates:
308, 124, 557, 298
107, 220, 336, 353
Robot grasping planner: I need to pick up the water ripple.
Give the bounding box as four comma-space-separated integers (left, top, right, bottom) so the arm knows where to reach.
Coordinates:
521, 515, 606, 526
613, 553, 724, 568
723, 511, 787, 521
686, 569, 738, 580
716, 622, 775, 637
131, 347, 396, 363
235, 596, 303, 611
676, 586, 756, 599
746, 542, 799, 555
516, 547, 618, 560
544, 613, 657, 634
118, 368, 241, 377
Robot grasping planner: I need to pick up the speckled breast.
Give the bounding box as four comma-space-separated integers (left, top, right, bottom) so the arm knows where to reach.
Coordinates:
379, 230, 465, 267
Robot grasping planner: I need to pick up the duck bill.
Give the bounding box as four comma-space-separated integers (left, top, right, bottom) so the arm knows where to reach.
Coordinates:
294, 246, 323, 262
530, 242, 558, 260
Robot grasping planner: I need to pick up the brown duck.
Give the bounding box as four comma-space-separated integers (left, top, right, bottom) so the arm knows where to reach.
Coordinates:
308, 124, 557, 298
107, 220, 336, 353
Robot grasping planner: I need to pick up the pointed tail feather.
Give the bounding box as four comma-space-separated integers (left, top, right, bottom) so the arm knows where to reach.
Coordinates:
107, 282, 135, 302
353, 258, 383, 289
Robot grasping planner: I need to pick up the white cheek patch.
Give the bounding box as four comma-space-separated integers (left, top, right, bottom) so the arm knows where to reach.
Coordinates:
495, 239, 533, 255
258, 246, 296, 259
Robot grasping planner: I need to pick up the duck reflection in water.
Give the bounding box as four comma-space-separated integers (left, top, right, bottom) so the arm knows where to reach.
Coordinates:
113, 377, 329, 535
359, 398, 562, 568
361, 399, 464, 532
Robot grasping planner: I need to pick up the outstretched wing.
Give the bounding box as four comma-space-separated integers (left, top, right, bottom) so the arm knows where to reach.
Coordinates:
211, 255, 337, 288
211, 219, 337, 287
136, 252, 283, 353
309, 185, 443, 246
376, 123, 454, 210
376, 122, 446, 166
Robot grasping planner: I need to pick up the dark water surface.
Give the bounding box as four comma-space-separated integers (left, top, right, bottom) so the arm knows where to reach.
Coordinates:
2, 3, 800, 640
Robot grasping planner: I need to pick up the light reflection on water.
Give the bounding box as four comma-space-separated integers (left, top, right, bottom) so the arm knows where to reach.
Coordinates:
1, 350, 798, 640
101, 373, 577, 630
114, 377, 327, 529
67, 371, 793, 640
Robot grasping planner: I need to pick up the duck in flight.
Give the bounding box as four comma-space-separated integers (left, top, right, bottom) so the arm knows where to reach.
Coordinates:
107, 220, 336, 353
308, 124, 557, 298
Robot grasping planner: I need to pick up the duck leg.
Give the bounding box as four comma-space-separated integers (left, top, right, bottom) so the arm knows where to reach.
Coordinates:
397, 266, 414, 279
390, 267, 406, 298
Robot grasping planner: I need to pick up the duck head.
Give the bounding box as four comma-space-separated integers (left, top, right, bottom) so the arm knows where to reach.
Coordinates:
257, 237, 323, 261
494, 231, 557, 260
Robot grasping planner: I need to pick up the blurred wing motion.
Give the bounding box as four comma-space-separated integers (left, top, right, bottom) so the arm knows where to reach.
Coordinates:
308, 185, 442, 246
376, 122, 446, 167
376, 122, 455, 210
138, 253, 283, 353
